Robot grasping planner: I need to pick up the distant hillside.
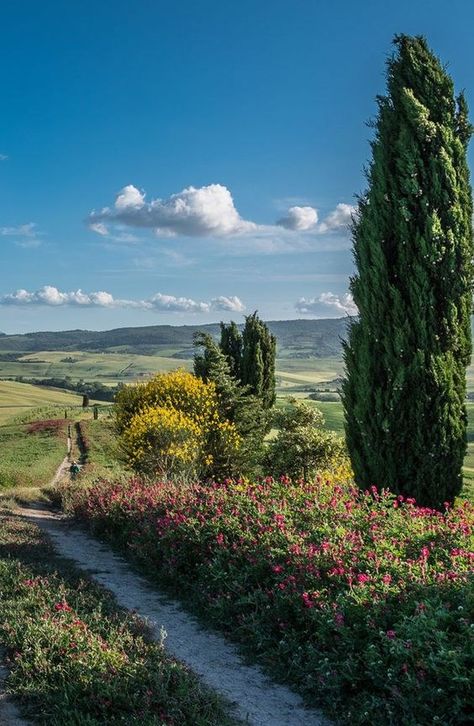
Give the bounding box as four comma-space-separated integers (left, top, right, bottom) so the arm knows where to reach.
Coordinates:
0, 318, 351, 358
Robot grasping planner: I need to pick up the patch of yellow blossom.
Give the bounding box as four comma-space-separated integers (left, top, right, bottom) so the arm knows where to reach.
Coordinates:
116, 370, 241, 480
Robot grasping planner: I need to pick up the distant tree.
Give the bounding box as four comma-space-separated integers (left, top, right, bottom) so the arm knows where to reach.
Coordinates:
342, 35, 474, 507
82, 394, 89, 408
220, 321, 242, 379
194, 332, 266, 474
196, 312, 276, 415
241, 312, 276, 411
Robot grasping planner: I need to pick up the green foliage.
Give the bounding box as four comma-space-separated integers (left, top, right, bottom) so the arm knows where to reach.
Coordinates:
240, 312, 276, 410
343, 35, 474, 507
266, 398, 346, 479
194, 332, 266, 475
220, 321, 242, 379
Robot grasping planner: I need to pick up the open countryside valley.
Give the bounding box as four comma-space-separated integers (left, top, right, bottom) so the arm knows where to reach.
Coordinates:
1, 7, 473, 725
0, 315, 473, 725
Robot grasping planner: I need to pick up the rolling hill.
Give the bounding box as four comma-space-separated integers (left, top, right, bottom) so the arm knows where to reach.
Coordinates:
0, 317, 351, 358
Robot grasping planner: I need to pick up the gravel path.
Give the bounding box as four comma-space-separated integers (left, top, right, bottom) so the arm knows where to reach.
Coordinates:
0, 652, 29, 726
18, 505, 330, 726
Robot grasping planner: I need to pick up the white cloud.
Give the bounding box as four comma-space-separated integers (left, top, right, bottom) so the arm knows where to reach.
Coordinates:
210, 295, 245, 312
89, 222, 109, 236
0, 286, 121, 308
144, 293, 210, 313
0, 286, 246, 315
318, 203, 355, 233
87, 182, 356, 252
115, 184, 145, 210
0, 222, 43, 248
295, 292, 357, 316
0, 154, 8, 161
89, 183, 258, 238
277, 206, 318, 231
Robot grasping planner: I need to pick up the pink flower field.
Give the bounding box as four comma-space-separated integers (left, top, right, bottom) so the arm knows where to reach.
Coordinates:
75, 475, 474, 725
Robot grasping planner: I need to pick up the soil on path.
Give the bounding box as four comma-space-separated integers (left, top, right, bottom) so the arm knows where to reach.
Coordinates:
18, 504, 330, 726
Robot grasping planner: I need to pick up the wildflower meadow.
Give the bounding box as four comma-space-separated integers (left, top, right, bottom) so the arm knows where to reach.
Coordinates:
75, 472, 474, 725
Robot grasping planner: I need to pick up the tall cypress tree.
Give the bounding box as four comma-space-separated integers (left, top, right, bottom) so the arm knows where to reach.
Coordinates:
342, 35, 473, 508
193, 332, 266, 474
220, 321, 243, 379
241, 312, 276, 410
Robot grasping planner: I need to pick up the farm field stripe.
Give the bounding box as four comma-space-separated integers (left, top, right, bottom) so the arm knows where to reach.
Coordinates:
18, 506, 329, 726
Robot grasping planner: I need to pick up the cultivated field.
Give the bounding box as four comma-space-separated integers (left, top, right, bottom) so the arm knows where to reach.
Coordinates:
0, 380, 96, 424
0, 350, 192, 386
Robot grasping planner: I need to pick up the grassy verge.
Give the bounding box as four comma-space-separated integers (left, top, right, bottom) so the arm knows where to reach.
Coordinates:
74, 475, 474, 726
0, 418, 68, 490
0, 513, 238, 726
70, 418, 129, 486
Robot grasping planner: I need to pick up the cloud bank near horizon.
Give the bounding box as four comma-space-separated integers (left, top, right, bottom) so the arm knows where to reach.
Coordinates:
0, 286, 246, 314
88, 183, 355, 240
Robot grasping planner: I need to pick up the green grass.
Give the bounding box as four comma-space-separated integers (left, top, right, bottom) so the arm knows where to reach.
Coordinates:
0, 380, 95, 424
71, 418, 130, 489
0, 513, 238, 725
0, 419, 68, 489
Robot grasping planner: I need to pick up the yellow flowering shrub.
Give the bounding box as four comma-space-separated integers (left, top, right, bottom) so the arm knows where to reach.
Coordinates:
115, 369, 219, 432
121, 406, 204, 479
116, 370, 241, 480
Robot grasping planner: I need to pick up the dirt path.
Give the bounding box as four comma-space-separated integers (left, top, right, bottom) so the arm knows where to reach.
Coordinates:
0, 654, 29, 726
48, 455, 70, 488
18, 505, 330, 726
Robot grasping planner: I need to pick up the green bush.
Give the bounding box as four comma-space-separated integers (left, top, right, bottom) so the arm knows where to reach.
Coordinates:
266, 398, 346, 479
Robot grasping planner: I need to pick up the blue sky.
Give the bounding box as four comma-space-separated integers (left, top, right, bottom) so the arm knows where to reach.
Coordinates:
1, 0, 472, 333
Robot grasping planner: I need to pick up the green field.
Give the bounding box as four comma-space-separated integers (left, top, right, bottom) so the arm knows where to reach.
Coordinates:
0, 418, 68, 489
0, 380, 99, 424
1, 351, 474, 500
0, 350, 193, 386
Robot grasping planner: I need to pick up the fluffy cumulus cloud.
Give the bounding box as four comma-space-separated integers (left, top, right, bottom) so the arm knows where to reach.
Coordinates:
88, 183, 258, 238
210, 295, 246, 312
0, 286, 245, 315
295, 292, 357, 316
277, 206, 318, 231
145, 293, 210, 313
317, 203, 354, 233
88, 181, 355, 242
0, 286, 120, 308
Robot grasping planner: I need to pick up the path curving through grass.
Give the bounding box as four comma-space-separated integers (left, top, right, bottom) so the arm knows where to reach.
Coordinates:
17, 505, 329, 726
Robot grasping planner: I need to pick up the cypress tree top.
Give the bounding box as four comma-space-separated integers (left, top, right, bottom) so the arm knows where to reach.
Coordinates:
342, 35, 473, 507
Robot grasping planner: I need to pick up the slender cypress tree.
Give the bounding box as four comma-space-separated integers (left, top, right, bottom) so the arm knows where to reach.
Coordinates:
241, 312, 276, 410
220, 321, 242, 379
342, 35, 473, 508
